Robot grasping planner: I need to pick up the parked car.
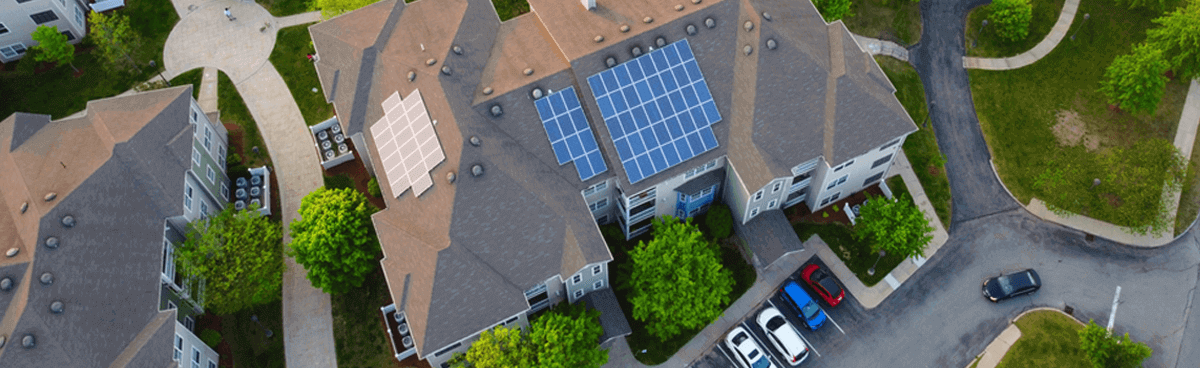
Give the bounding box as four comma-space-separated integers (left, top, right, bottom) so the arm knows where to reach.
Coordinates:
800, 264, 844, 307
982, 269, 1042, 302
780, 280, 827, 330
756, 307, 811, 366
725, 326, 776, 368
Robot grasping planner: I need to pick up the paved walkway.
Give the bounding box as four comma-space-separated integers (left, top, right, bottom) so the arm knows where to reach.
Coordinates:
853, 35, 910, 62
962, 0, 1080, 70
162, 2, 334, 368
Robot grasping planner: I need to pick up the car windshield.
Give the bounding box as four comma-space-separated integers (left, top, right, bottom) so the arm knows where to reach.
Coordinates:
733, 332, 749, 345
997, 275, 1014, 295
751, 356, 771, 368
766, 316, 786, 331
801, 300, 821, 319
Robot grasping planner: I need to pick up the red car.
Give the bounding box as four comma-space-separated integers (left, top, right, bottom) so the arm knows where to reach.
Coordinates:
801, 264, 844, 307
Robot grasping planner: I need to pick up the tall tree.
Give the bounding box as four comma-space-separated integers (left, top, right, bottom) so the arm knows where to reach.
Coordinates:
627, 216, 733, 341
457, 325, 533, 368
528, 304, 608, 368
312, 0, 377, 18
177, 205, 284, 315
813, 0, 853, 22
854, 193, 934, 260
1078, 320, 1153, 368
991, 0, 1033, 42
30, 25, 77, 73
87, 10, 141, 70
1146, 0, 1200, 80
287, 187, 380, 294
1099, 43, 1170, 114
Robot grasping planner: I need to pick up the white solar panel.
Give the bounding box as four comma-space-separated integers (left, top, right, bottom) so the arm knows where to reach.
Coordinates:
370, 90, 445, 198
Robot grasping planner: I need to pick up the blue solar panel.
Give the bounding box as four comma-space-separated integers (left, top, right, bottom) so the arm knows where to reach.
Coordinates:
535, 86, 609, 181
586, 38, 721, 183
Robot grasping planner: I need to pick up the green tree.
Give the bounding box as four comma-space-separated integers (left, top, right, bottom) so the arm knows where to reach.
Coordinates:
1098, 138, 1185, 235
627, 216, 733, 341
1146, 0, 1200, 80
1115, 0, 1165, 10
177, 205, 284, 315
991, 0, 1033, 42
312, 0, 377, 18
854, 194, 934, 259
287, 187, 380, 294
367, 176, 381, 198
528, 304, 608, 368
703, 204, 733, 239
87, 10, 141, 70
458, 325, 533, 368
1078, 320, 1153, 368
30, 25, 77, 73
813, 0, 853, 21
1099, 43, 1170, 114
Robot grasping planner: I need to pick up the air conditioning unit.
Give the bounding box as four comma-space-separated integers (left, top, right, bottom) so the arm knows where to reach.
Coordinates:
251, 175, 262, 187
337, 143, 349, 154
249, 186, 261, 198
234, 200, 246, 211
333, 133, 345, 143
317, 130, 329, 140
236, 177, 248, 188
235, 188, 247, 200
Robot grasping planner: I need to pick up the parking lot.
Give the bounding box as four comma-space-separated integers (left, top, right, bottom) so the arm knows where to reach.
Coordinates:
690, 256, 868, 368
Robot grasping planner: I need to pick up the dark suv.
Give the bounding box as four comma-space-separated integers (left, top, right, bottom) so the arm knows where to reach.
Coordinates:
982, 269, 1041, 302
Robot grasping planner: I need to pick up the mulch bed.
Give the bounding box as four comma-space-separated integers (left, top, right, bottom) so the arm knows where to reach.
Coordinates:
785, 183, 887, 225
195, 313, 235, 367
323, 141, 388, 210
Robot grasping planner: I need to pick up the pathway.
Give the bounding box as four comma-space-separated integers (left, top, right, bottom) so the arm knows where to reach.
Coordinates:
962, 0, 1081, 70
162, 3, 334, 368
852, 35, 910, 62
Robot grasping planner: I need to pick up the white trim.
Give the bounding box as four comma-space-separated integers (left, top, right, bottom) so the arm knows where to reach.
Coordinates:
593, 280, 604, 290
206, 166, 216, 183
767, 199, 777, 209
173, 334, 183, 361
753, 190, 763, 201
592, 265, 602, 275
185, 183, 194, 210
573, 289, 585, 299
750, 207, 760, 218
572, 273, 582, 285
220, 182, 229, 200
203, 128, 212, 152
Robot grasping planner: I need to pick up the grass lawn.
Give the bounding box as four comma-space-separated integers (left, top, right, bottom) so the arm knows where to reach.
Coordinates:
840, 0, 922, 45
223, 299, 286, 368
493, 0, 530, 21
875, 56, 951, 229
218, 70, 271, 169
0, 0, 178, 119
970, 0, 1190, 230
330, 265, 396, 368
270, 24, 335, 126
793, 177, 912, 286
170, 68, 204, 99
602, 222, 755, 365
996, 310, 1089, 368
256, 0, 312, 17
1176, 134, 1200, 236
964, 0, 1067, 58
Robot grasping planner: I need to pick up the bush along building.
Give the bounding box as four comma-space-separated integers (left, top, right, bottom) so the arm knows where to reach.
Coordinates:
308, 0, 916, 365
0, 86, 226, 368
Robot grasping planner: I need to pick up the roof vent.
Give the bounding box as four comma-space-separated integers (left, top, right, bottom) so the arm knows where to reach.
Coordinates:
767, 39, 777, 50
531, 88, 544, 99
605, 57, 617, 68
469, 136, 481, 146
45, 237, 59, 249
762, 12, 772, 21
61, 215, 75, 228
656, 37, 667, 47
691, 0, 701, 3
471, 165, 484, 177
674, 4, 684, 11
0, 278, 12, 292
483, 87, 493, 95
441, 66, 452, 75
44, 192, 56, 202
49, 301, 63, 314
643, 17, 653, 24
426, 58, 437, 66
523, 68, 534, 76
5, 248, 17, 257
452, 45, 463, 55
594, 35, 605, 43
20, 202, 28, 214
21, 334, 34, 349
446, 172, 456, 183
631, 46, 642, 57
490, 105, 502, 117
706, 18, 716, 28
619, 25, 630, 33
686, 24, 697, 35
744, 21, 754, 32
40, 272, 53, 285
744, 45, 753, 55
407, 71, 416, 82
0, 335, 6, 348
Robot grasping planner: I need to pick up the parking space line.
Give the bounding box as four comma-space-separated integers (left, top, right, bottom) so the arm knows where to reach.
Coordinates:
715, 340, 737, 367
826, 314, 846, 335
767, 299, 821, 358
740, 321, 784, 368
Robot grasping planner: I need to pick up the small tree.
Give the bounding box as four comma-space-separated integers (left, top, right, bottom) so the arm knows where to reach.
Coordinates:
287, 187, 380, 294
367, 177, 381, 198
627, 216, 733, 341
854, 193, 934, 259
456, 325, 532, 368
1078, 320, 1153, 368
87, 10, 141, 71
991, 0, 1033, 42
1146, 0, 1200, 80
312, 0, 378, 18
1099, 43, 1170, 114
176, 205, 284, 315
30, 25, 77, 73
703, 203, 733, 239
813, 0, 853, 22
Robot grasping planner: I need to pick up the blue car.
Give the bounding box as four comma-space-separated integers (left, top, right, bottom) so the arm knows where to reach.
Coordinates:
780, 280, 827, 330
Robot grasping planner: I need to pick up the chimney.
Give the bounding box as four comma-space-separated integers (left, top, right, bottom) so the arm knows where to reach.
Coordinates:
581, 0, 595, 10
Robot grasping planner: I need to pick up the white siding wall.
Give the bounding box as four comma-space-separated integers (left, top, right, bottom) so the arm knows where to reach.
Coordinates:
811, 136, 906, 211
174, 320, 219, 368
723, 161, 751, 224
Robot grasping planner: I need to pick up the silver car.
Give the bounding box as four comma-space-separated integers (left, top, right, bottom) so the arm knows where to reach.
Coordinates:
725, 326, 776, 368
756, 307, 810, 365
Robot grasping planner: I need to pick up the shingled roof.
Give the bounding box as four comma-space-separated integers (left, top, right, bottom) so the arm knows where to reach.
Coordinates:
309, 0, 916, 356
0, 87, 194, 367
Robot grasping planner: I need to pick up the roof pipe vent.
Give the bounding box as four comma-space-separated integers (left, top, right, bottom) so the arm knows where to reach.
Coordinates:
705, 18, 716, 28
447, 172, 456, 183
469, 136, 481, 146
656, 37, 667, 47
61, 215, 75, 228
483, 87, 494, 95
631, 46, 642, 57
21, 334, 34, 349
581, 0, 595, 10
490, 105, 503, 117
675, 4, 684, 11
471, 165, 484, 177
0, 278, 13, 291
762, 12, 772, 21
744, 21, 754, 32
441, 66, 452, 75
523, 68, 534, 76
426, 58, 437, 66
5, 248, 17, 257
744, 45, 753, 55
452, 45, 463, 55
44, 193, 56, 202
605, 57, 617, 68
686, 25, 697, 35
45, 237, 58, 249
0, 335, 6, 348
691, 0, 701, 4
619, 25, 630, 33
767, 39, 778, 50
20, 202, 28, 214
407, 71, 416, 82
49, 301, 63, 314
643, 17, 654, 24
531, 88, 544, 99
40, 272, 53, 285
594, 35, 605, 43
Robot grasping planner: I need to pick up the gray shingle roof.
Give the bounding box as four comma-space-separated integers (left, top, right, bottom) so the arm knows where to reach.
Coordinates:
578, 287, 632, 344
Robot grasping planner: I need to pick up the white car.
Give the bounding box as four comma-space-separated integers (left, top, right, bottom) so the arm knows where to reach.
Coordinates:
725, 326, 776, 368
756, 307, 811, 366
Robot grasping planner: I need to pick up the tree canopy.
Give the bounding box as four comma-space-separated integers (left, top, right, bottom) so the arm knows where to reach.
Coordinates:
991, 0, 1033, 42
451, 304, 608, 368
30, 25, 76, 72
1146, 0, 1200, 80
704, 204, 733, 239
312, 0, 377, 19
287, 187, 380, 294
1099, 43, 1171, 114
87, 10, 141, 71
627, 216, 733, 341
1078, 320, 1153, 368
813, 0, 853, 22
854, 193, 934, 260
177, 205, 284, 315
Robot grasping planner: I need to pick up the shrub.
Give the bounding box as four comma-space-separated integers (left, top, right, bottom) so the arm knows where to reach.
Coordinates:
199, 329, 222, 348
703, 204, 733, 239
368, 177, 381, 198
992, 0, 1033, 42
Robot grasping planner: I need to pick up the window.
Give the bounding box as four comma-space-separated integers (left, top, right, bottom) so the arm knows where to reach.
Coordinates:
573, 289, 584, 299
209, 360, 217, 368
192, 347, 201, 368
583, 181, 607, 196
0, 44, 25, 59
820, 192, 842, 207
30, 10, 59, 25
218, 146, 226, 169
434, 342, 462, 357
698, 185, 715, 197
768, 200, 777, 209
826, 175, 848, 190
185, 184, 194, 210
173, 334, 183, 361
593, 280, 604, 290
184, 316, 195, 331
191, 111, 198, 122
750, 207, 760, 217
73, 5, 83, 27
206, 166, 216, 183
589, 198, 608, 212
0, 23, 8, 35
592, 265, 602, 275
200, 202, 208, 216
192, 148, 201, 166
872, 154, 894, 169
203, 128, 212, 152
772, 182, 782, 193
162, 241, 175, 280
863, 172, 884, 186
596, 215, 608, 224
880, 137, 901, 150
753, 191, 763, 201
16, 0, 33, 3
504, 316, 519, 325
684, 159, 717, 178
220, 182, 229, 200
572, 274, 582, 285
60, 30, 74, 41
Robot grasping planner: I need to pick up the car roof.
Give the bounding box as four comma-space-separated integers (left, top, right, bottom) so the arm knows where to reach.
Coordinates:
760, 308, 807, 354
729, 327, 762, 357
784, 281, 814, 304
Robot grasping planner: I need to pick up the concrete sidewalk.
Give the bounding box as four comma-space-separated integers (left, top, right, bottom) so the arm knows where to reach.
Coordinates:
962, 0, 1080, 70
852, 34, 909, 62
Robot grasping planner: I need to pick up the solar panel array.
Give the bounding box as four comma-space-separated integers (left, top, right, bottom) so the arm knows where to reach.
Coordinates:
586, 38, 721, 184
370, 90, 445, 198
535, 86, 609, 181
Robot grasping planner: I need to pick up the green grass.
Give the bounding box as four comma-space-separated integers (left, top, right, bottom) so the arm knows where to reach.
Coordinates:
970, 0, 1190, 229
840, 0, 923, 45
330, 265, 395, 368
169, 68, 204, 99
964, 0, 1067, 58
493, 0, 530, 21
269, 24, 335, 126
996, 311, 1089, 368
323, 173, 354, 190
218, 70, 272, 168
603, 223, 755, 365
256, 0, 312, 16
1175, 135, 1200, 236
223, 299, 286, 368
875, 57, 951, 229
0, 0, 178, 119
